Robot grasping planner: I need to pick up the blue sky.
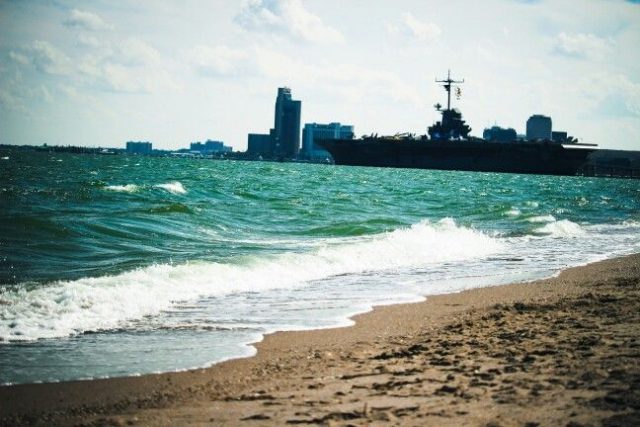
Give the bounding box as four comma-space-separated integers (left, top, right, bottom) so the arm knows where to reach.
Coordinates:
0, 0, 639, 150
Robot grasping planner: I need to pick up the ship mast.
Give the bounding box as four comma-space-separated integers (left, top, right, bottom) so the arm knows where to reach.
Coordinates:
436, 70, 464, 111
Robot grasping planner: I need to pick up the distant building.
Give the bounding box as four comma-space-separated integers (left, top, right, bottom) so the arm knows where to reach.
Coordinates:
245, 87, 302, 159
126, 141, 152, 154
302, 123, 354, 160
272, 87, 301, 158
190, 139, 231, 154
526, 115, 552, 140
190, 142, 205, 151
247, 133, 271, 156
482, 126, 517, 142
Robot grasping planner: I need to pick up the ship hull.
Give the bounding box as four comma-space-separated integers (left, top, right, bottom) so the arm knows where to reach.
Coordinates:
317, 139, 596, 176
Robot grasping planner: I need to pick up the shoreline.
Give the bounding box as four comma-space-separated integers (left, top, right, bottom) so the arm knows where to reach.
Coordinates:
1, 253, 639, 426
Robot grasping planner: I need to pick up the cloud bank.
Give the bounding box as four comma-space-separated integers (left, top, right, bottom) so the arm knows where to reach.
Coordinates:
234, 0, 344, 44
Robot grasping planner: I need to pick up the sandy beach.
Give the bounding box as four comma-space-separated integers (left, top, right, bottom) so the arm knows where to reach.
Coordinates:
1, 254, 639, 426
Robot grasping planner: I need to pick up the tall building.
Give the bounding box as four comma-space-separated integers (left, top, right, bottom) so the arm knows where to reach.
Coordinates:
271, 87, 301, 158
526, 115, 552, 141
302, 123, 354, 160
126, 141, 152, 154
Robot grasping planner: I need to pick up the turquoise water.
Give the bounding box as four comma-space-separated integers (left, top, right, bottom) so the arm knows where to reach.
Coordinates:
1, 149, 639, 384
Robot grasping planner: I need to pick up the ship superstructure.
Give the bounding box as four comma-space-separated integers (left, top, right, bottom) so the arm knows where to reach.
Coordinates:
317, 71, 596, 176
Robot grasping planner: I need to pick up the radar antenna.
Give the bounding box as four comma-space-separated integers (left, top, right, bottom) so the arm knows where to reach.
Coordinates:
435, 70, 464, 111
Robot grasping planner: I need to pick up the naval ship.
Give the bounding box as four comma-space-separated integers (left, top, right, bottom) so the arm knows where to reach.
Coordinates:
317, 72, 597, 176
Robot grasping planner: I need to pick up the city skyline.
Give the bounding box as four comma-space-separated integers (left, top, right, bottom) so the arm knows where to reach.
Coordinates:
1, 1, 639, 151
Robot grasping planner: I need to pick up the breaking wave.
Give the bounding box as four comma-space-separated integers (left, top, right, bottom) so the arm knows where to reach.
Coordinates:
527, 215, 556, 223
105, 184, 139, 193
0, 219, 501, 342
155, 182, 186, 194
536, 219, 585, 237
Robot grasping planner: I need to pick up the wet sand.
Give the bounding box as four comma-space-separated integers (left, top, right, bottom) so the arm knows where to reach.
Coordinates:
1, 254, 639, 426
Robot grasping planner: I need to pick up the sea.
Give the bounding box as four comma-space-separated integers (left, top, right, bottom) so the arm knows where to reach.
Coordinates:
1, 149, 639, 385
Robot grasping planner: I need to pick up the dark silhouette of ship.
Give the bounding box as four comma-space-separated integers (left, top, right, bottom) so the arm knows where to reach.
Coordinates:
317, 71, 597, 176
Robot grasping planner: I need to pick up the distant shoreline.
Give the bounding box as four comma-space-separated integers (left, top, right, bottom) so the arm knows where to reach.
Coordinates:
1, 253, 639, 426
3, 143, 640, 179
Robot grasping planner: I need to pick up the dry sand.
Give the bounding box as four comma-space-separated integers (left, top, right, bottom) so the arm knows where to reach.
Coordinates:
1, 254, 639, 426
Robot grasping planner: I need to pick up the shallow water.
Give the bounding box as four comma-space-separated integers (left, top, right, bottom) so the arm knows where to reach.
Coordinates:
1, 149, 639, 384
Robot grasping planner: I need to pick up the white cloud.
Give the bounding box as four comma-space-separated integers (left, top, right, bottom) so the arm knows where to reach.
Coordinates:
117, 38, 161, 66
476, 41, 497, 61
39, 85, 54, 103
403, 13, 442, 42
235, 0, 344, 44
58, 84, 81, 100
9, 51, 30, 65
25, 40, 73, 75
187, 44, 422, 105
100, 65, 178, 93
0, 88, 28, 113
253, 48, 422, 106
577, 73, 640, 118
387, 13, 441, 43
76, 38, 180, 94
77, 34, 102, 48
11, 36, 179, 95
92, 40, 180, 94
64, 9, 113, 31
0, 71, 53, 113
235, 0, 282, 32
553, 32, 612, 60
1, 0, 638, 150
187, 45, 249, 76
77, 51, 179, 94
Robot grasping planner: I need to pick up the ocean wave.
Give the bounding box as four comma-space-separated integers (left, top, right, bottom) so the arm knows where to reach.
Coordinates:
146, 203, 193, 214
305, 218, 404, 237
535, 219, 585, 237
589, 220, 640, 234
155, 182, 186, 194
105, 184, 139, 193
527, 215, 556, 223
0, 219, 502, 342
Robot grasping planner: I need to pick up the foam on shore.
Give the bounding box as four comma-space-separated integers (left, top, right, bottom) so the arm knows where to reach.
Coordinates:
0, 219, 501, 342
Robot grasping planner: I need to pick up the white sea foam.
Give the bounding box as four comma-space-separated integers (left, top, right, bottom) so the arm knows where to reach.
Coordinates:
506, 208, 521, 216
0, 219, 502, 342
527, 215, 556, 223
105, 184, 139, 193
536, 219, 585, 237
155, 182, 186, 194
1, 156, 9, 160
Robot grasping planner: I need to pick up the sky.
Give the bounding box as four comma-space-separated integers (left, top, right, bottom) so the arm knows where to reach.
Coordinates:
0, 0, 639, 151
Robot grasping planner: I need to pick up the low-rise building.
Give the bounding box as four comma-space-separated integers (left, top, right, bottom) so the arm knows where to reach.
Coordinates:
190, 139, 232, 154
126, 141, 152, 154
482, 126, 517, 142
551, 131, 568, 143
302, 123, 354, 161
247, 134, 271, 156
